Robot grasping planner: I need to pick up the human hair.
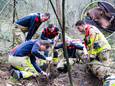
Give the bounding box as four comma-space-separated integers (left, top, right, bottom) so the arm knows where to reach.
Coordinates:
75, 20, 85, 26
48, 24, 59, 32
39, 40, 51, 48
55, 27, 59, 32
44, 13, 50, 19
48, 24, 54, 28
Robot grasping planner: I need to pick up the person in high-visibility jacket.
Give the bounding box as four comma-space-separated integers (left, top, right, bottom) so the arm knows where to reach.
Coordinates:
14, 13, 50, 44
8, 39, 52, 80
75, 20, 111, 81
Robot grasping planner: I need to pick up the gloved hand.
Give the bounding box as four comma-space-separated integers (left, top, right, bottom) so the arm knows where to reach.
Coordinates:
54, 35, 59, 42
81, 54, 90, 63
89, 54, 96, 58
93, 42, 100, 49
82, 54, 89, 59
83, 45, 88, 55
47, 39, 54, 44
46, 56, 53, 61
41, 71, 49, 77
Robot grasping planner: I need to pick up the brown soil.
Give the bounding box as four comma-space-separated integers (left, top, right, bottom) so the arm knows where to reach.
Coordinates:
0, 54, 102, 86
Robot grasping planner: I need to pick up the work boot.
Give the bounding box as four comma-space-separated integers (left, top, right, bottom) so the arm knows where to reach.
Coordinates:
10, 69, 22, 80
103, 75, 115, 86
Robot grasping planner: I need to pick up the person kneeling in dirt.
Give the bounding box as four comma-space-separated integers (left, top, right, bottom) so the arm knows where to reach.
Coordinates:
14, 13, 50, 44
54, 39, 88, 73
8, 39, 52, 80
75, 20, 111, 82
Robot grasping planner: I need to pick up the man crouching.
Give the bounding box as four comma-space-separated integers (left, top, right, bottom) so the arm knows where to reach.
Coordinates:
8, 40, 52, 80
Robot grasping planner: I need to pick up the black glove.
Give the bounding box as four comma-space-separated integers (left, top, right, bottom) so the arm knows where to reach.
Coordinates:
84, 36, 91, 45
93, 42, 100, 49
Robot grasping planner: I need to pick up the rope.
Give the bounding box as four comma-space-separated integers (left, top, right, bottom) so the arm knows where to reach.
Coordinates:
106, 31, 115, 40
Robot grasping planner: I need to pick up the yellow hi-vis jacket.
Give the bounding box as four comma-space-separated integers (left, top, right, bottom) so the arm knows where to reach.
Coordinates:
84, 24, 111, 55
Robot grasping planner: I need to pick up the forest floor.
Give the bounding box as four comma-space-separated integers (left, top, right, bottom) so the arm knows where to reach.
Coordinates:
0, 54, 102, 86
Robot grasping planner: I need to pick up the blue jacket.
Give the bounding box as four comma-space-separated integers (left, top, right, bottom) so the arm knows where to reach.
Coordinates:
54, 42, 83, 58
10, 39, 48, 73
16, 13, 42, 41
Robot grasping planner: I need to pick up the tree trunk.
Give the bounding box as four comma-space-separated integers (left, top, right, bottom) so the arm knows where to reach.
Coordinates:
56, 0, 62, 24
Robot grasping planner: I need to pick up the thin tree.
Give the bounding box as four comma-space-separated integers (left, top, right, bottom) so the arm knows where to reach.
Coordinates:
49, 0, 73, 85
12, 0, 16, 47
56, 0, 62, 24
49, 0, 62, 29
62, 0, 73, 86
13, 0, 16, 23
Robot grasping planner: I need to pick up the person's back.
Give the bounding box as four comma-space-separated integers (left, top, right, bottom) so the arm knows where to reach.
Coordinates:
11, 40, 37, 56
16, 14, 36, 28
14, 13, 50, 43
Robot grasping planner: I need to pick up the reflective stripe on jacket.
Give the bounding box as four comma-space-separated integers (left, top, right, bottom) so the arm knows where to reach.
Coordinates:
85, 24, 111, 55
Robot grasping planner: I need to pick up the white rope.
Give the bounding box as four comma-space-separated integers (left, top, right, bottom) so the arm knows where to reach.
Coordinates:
106, 32, 115, 40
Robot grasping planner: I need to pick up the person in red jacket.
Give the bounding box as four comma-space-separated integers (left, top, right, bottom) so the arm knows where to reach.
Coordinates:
14, 13, 50, 44
41, 24, 59, 42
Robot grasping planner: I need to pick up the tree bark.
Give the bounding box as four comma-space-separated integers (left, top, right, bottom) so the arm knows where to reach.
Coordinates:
62, 0, 73, 86
56, 0, 62, 24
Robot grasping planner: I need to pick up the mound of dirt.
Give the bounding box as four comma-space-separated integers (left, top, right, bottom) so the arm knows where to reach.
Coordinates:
51, 64, 102, 86
0, 55, 102, 86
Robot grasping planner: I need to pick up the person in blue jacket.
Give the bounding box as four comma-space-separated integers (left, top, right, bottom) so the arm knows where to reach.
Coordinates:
55, 40, 83, 58
54, 39, 88, 73
14, 13, 50, 44
8, 39, 52, 79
